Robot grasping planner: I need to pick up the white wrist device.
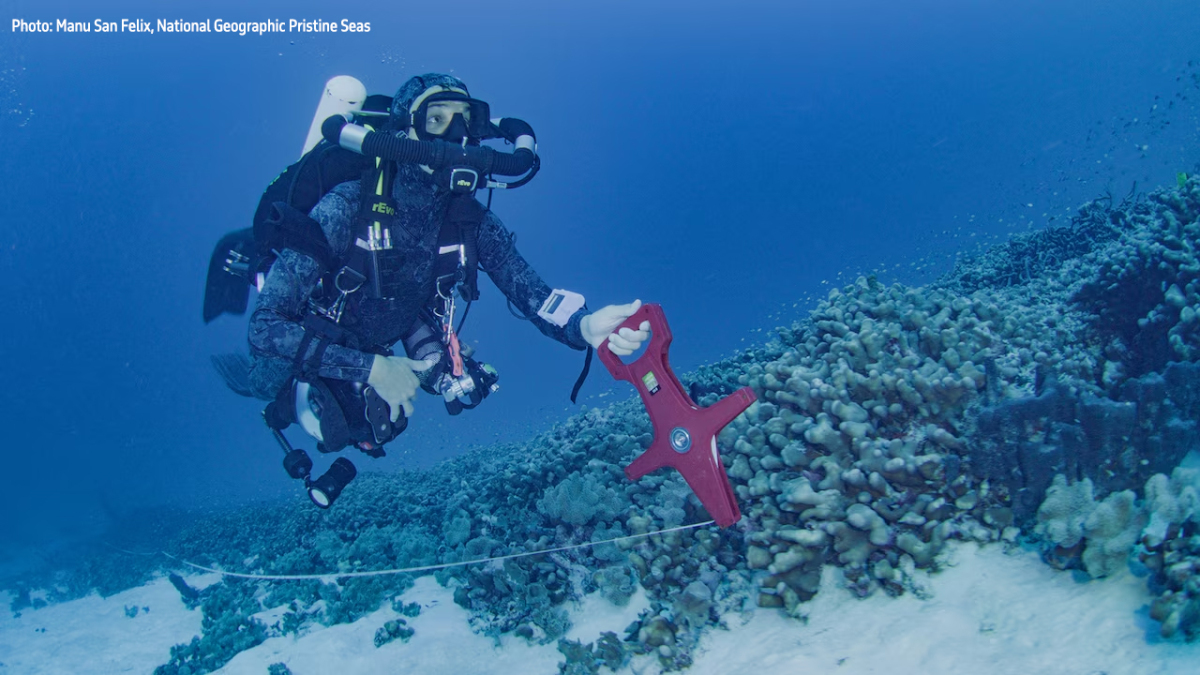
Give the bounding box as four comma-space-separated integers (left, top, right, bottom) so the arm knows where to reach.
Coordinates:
537, 289, 586, 327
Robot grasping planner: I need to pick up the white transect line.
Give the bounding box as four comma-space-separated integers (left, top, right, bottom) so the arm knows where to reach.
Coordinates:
153, 520, 717, 582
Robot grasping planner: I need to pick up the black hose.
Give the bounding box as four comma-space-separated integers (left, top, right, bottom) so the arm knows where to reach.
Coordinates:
496, 117, 535, 143
413, 139, 535, 177
323, 115, 536, 177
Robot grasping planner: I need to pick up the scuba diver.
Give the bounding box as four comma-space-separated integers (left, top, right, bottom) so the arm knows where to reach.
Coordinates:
204, 73, 650, 507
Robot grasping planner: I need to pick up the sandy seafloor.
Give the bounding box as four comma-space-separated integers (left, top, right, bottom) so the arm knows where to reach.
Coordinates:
2, 540, 1197, 675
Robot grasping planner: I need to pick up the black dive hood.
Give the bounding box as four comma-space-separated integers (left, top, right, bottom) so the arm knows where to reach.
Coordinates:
321, 114, 539, 189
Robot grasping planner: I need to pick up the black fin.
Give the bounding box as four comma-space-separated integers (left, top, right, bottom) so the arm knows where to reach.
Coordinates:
203, 228, 255, 323
211, 353, 255, 398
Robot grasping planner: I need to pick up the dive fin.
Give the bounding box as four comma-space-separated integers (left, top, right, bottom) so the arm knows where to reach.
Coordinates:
203, 228, 255, 324
211, 353, 255, 398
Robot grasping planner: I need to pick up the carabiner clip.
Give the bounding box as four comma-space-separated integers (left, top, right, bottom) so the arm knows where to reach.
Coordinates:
335, 267, 366, 294
327, 267, 367, 323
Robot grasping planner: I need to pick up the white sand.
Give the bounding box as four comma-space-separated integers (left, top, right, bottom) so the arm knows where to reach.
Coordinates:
2, 543, 1197, 675
0, 573, 218, 675
684, 544, 1196, 675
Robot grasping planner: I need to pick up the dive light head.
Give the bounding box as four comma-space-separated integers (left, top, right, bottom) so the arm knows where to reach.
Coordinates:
308, 457, 357, 508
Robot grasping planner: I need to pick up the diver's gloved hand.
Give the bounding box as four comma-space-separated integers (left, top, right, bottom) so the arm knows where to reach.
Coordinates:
581, 299, 652, 356
367, 355, 433, 422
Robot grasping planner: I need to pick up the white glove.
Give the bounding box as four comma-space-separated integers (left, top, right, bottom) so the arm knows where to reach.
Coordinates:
580, 299, 652, 356
367, 355, 433, 422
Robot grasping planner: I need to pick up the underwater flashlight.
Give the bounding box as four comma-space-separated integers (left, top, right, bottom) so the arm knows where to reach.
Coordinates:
307, 457, 357, 508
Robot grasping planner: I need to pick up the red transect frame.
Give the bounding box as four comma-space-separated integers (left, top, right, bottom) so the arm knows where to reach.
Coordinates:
596, 303, 756, 527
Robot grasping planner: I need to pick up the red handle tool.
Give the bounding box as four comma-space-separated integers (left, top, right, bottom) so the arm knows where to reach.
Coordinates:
596, 303, 755, 527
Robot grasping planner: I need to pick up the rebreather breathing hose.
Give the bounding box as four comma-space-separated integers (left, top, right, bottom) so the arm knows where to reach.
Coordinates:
111, 520, 717, 583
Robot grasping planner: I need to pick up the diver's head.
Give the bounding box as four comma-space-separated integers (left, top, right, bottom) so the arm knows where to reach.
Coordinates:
391, 73, 491, 143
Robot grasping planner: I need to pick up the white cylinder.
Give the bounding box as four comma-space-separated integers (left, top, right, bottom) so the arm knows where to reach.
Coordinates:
302, 75, 367, 157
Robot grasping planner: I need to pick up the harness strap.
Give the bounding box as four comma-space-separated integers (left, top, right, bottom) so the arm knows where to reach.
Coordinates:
435, 216, 465, 284
570, 347, 593, 404
293, 314, 348, 382
439, 195, 484, 301
348, 159, 407, 299
358, 160, 397, 227
455, 203, 481, 302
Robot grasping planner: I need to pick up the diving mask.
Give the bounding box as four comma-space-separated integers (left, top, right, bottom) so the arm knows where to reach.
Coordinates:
411, 92, 491, 142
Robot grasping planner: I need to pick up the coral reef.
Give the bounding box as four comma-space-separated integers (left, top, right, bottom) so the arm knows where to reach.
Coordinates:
153, 578, 267, 675
1138, 466, 1200, 640
1072, 182, 1200, 376
970, 364, 1200, 523
537, 471, 631, 527
556, 632, 628, 674
9, 176, 1200, 671
373, 618, 414, 647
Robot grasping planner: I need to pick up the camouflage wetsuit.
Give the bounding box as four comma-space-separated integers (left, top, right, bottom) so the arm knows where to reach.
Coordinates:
245, 76, 588, 401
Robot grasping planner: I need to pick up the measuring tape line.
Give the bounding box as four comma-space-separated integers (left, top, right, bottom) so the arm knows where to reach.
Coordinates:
118, 519, 716, 582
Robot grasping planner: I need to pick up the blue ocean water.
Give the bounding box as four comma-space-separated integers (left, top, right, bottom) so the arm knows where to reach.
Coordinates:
0, 0, 1197, 564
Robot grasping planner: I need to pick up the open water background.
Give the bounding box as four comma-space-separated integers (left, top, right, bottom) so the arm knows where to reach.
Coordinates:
0, 0, 1197, 561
